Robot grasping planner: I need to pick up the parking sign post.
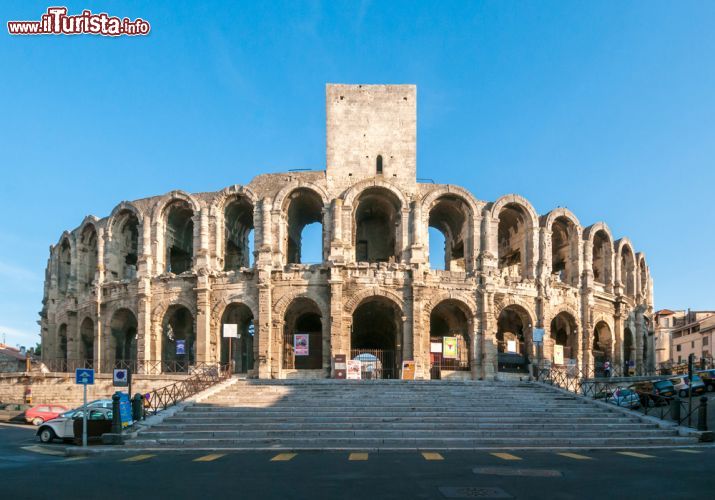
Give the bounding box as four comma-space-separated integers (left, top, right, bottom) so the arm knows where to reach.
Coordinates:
74, 368, 94, 448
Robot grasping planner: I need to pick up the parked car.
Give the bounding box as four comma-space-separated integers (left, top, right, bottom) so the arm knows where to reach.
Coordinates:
629, 380, 675, 407
24, 404, 69, 426
606, 387, 640, 409
60, 399, 113, 418
37, 407, 113, 444
670, 375, 706, 397
696, 369, 715, 392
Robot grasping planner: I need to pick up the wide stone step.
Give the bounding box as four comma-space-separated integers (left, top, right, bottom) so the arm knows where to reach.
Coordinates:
126, 435, 694, 449
165, 416, 644, 425
182, 408, 608, 417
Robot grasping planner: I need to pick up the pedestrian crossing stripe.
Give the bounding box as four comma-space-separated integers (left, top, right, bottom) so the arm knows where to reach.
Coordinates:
194, 453, 226, 462
121, 454, 155, 462
557, 452, 592, 460
270, 453, 297, 462
422, 452, 444, 461
491, 452, 521, 461
617, 451, 654, 459
349, 453, 368, 461
673, 449, 702, 454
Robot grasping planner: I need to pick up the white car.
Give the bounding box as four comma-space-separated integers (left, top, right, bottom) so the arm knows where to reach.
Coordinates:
606, 388, 640, 409
669, 375, 706, 398
36, 408, 113, 443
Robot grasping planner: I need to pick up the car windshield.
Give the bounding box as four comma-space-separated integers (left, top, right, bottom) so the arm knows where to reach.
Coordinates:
691, 375, 703, 383
654, 381, 672, 389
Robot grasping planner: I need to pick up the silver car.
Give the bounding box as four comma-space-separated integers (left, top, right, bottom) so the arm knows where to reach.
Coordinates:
36, 407, 113, 443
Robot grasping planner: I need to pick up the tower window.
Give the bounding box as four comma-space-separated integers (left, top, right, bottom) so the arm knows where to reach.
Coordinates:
376, 155, 383, 174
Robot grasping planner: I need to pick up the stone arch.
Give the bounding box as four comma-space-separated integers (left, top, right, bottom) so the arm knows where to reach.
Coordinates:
151, 190, 202, 221
220, 191, 256, 270
56, 323, 68, 363
541, 207, 582, 231
343, 287, 405, 316
549, 309, 580, 363
160, 303, 196, 371
212, 185, 259, 214
616, 238, 637, 297
280, 187, 326, 264
494, 297, 537, 328
151, 298, 197, 327
584, 222, 615, 287
424, 290, 477, 322
108, 308, 138, 368
281, 296, 327, 371
156, 194, 198, 274
542, 208, 582, 287
350, 186, 405, 263
428, 297, 475, 374
489, 194, 539, 227
106, 202, 143, 240
217, 301, 255, 374
637, 252, 648, 300
421, 187, 480, 272
57, 234, 73, 296
79, 316, 95, 364
274, 181, 330, 212
489, 195, 539, 280
77, 222, 98, 295
211, 294, 258, 328
274, 290, 330, 322
341, 178, 409, 209
592, 319, 614, 369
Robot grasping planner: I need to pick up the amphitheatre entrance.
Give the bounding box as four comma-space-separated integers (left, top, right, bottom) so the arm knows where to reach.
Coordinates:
350, 297, 402, 379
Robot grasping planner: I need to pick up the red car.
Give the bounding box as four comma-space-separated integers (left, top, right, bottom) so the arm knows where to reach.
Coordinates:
25, 404, 69, 426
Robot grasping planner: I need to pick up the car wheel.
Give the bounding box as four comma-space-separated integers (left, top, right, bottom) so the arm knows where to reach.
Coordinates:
39, 427, 55, 443
708, 383, 714, 392
31, 417, 44, 426
679, 390, 687, 398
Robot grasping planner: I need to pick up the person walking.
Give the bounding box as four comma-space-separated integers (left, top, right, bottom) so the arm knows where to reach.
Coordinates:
603, 359, 611, 378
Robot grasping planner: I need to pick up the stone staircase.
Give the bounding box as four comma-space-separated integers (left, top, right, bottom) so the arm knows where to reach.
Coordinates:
128, 379, 697, 450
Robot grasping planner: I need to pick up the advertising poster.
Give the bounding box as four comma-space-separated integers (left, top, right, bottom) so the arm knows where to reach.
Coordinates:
554, 344, 564, 365
430, 342, 442, 353
507, 340, 517, 353
401, 361, 415, 380
443, 337, 458, 359
294, 333, 309, 356
223, 324, 238, 338
347, 360, 361, 379
176, 340, 185, 355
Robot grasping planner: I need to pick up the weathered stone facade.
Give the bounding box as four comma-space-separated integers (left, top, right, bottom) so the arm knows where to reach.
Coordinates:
40, 84, 654, 380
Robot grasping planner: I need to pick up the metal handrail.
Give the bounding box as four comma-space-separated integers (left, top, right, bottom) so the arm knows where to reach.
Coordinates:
142, 363, 231, 416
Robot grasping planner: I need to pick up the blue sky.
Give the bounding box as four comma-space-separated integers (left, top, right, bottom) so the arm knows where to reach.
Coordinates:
2, 1, 714, 348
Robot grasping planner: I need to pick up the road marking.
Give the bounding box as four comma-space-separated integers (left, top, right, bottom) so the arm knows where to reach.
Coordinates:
20, 445, 65, 456
557, 452, 592, 460
349, 452, 368, 461
491, 452, 522, 461
121, 454, 155, 462
63, 456, 87, 462
422, 452, 444, 461
617, 451, 654, 459
673, 449, 702, 454
194, 453, 226, 462
270, 453, 296, 462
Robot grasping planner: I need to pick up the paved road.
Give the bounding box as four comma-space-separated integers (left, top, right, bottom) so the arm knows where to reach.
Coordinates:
0, 426, 712, 500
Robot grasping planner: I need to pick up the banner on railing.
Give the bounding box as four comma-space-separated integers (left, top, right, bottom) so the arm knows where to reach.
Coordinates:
554, 344, 564, 365
443, 337, 457, 359
294, 333, 309, 356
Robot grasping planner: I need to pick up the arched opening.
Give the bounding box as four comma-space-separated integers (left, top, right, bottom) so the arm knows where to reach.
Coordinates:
79, 317, 94, 367
282, 298, 323, 371
58, 239, 71, 295
497, 204, 529, 279
78, 226, 97, 295
639, 259, 648, 298
351, 297, 402, 379
550, 312, 578, 365
592, 321, 613, 375
108, 211, 139, 281
224, 196, 254, 270
551, 216, 578, 286
285, 189, 324, 264
110, 309, 137, 370
496, 306, 532, 373
162, 305, 195, 372
376, 155, 383, 174
620, 246, 635, 297
57, 323, 68, 368
592, 230, 611, 285
428, 195, 469, 271
354, 188, 401, 263
165, 200, 194, 274
429, 300, 471, 378
623, 326, 635, 374
220, 303, 254, 373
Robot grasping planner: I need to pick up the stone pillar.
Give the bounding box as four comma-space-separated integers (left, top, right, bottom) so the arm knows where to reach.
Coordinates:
94, 228, 105, 372
613, 311, 623, 370
411, 283, 428, 379
257, 279, 272, 378
635, 308, 644, 374
480, 289, 497, 380
194, 278, 212, 364
410, 201, 425, 264
328, 268, 344, 377
136, 282, 152, 374
400, 208, 410, 263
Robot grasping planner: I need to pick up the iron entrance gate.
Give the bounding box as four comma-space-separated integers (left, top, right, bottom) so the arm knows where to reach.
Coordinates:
350, 349, 396, 379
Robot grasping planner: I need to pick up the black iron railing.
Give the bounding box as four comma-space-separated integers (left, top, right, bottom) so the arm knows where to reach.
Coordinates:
142, 363, 231, 416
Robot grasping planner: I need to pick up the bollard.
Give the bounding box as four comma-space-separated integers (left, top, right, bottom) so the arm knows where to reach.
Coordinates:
111, 392, 122, 435
698, 396, 708, 431
671, 396, 681, 423
132, 393, 144, 421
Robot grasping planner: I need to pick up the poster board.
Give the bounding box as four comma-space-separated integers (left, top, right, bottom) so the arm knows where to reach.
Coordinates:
554, 344, 564, 365
506, 340, 517, 353
223, 324, 238, 338
443, 337, 458, 359
430, 342, 442, 353
401, 360, 415, 380
294, 333, 309, 356
333, 354, 346, 379
347, 360, 361, 380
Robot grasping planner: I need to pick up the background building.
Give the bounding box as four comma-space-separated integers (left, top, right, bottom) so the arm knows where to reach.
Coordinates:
669, 310, 715, 367
39, 84, 654, 380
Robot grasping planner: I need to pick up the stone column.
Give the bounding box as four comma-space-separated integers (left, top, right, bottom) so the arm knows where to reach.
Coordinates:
635, 308, 644, 374
410, 201, 425, 264
328, 268, 344, 377
400, 208, 410, 263
194, 278, 212, 365
94, 228, 105, 372
411, 283, 427, 379
613, 311, 623, 370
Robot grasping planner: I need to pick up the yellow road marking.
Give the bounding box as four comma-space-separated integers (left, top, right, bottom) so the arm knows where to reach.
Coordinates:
21, 445, 65, 456
194, 453, 226, 462
63, 456, 87, 462
557, 452, 592, 460
349, 452, 368, 461
270, 453, 296, 462
491, 452, 522, 461
674, 449, 702, 454
617, 451, 654, 459
422, 452, 444, 461
121, 454, 155, 462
